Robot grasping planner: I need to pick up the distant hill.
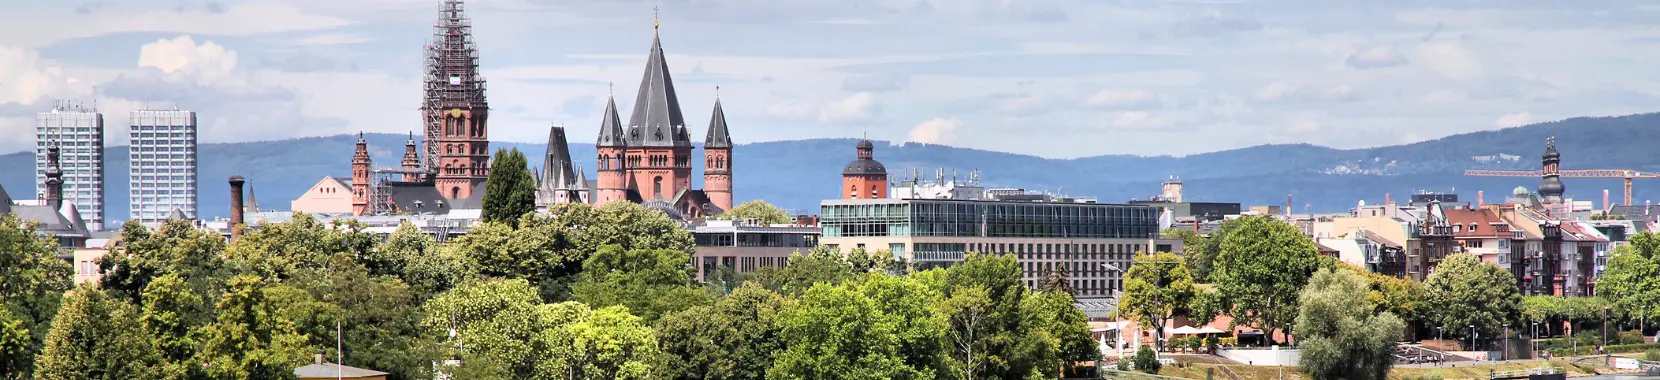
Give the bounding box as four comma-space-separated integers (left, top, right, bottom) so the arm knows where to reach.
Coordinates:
5, 112, 1660, 226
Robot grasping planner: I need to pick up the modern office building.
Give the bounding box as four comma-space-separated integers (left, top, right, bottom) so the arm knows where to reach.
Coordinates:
35, 101, 106, 230
689, 218, 821, 282
129, 109, 198, 227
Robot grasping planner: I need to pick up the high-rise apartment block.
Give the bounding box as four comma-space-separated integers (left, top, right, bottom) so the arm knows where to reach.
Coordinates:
35, 101, 106, 231
128, 109, 199, 227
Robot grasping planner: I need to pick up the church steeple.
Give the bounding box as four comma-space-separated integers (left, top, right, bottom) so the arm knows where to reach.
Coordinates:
626, 12, 689, 148
596, 86, 626, 148
705, 88, 732, 149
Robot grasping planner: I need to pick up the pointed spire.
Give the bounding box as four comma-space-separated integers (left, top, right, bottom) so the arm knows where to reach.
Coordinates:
573, 167, 589, 190
543, 124, 577, 190
596, 92, 627, 147
357, 131, 366, 144
626, 18, 689, 148
406, 131, 415, 145
245, 181, 260, 213
705, 93, 732, 149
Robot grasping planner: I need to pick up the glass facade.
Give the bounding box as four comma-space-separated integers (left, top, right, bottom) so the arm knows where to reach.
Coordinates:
822, 199, 1160, 239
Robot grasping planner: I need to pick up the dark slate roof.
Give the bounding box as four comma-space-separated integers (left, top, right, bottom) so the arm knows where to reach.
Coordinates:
387, 182, 454, 214
542, 125, 578, 190
329, 176, 352, 189
168, 209, 188, 220
843, 140, 887, 176
705, 98, 732, 149
293, 363, 388, 378
451, 186, 486, 210
625, 31, 691, 148
596, 94, 627, 147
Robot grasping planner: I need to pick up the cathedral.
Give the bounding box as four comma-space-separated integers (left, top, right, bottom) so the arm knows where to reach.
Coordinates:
349, 1, 733, 219
537, 13, 735, 218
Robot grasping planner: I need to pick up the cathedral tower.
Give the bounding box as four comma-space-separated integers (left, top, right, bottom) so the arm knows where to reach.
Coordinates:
401, 132, 421, 182
1538, 136, 1565, 203
422, 0, 490, 200
595, 89, 629, 205
622, 17, 694, 201
351, 132, 371, 215
703, 91, 733, 211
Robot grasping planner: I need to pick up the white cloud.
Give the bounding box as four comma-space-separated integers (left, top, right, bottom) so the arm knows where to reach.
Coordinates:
1084, 90, 1155, 108
820, 92, 879, 123
1493, 111, 1535, 127
907, 117, 961, 145
137, 36, 239, 77
1108, 111, 1168, 130
1253, 81, 1299, 102
1416, 41, 1486, 81
0, 46, 74, 105
1321, 84, 1356, 101
1345, 45, 1409, 69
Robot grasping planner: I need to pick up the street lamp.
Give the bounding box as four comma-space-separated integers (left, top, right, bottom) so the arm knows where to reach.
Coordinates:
1502, 324, 1509, 361
1603, 306, 1611, 352
1104, 260, 1182, 356
1469, 325, 1476, 357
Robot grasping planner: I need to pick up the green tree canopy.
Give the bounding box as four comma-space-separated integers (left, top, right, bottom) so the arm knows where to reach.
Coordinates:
568, 306, 661, 379
100, 218, 228, 304
481, 148, 537, 225
714, 200, 792, 225
1294, 269, 1404, 380
1422, 253, 1522, 339
196, 275, 313, 380
1599, 231, 1660, 323
0, 213, 73, 377
570, 245, 713, 322
33, 286, 161, 380
770, 275, 941, 380
1212, 215, 1322, 340
422, 279, 586, 378
1116, 251, 1196, 350
657, 283, 786, 380
222, 213, 376, 281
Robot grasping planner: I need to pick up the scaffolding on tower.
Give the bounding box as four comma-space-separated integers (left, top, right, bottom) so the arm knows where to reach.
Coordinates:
368, 167, 428, 215
420, 0, 489, 179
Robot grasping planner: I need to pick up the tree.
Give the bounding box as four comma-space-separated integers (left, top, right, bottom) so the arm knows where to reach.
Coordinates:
1599, 231, 1660, 324
100, 219, 228, 304
1117, 251, 1196, 351
33, 286, 161, 379
288, 255, 436, 380
770, 277, 938, 380
568, 306, 661, 379
1185, 221, 1238, 282
657, 283, 785, 380
1422, 253, 1521, 339
1027, 287, 1100, 376
1131, 345, 1161, 374
1295, 269, 1403, 380
1211, 215, 1321, 341
570, 245, 714, 322
931, 254, 1060, 379
0, 213, 73, 378
221, 213, 376, 281
939, 286, 992, 380
197, 275, 313, 380
378, 222, 473, 302
757, 246, 868, 297
34, 286, 160, 379
421, 279, 591, 378
714, 200, 792, 225
1037, 265, 1076, 296
481, 148, 537, 225
138, 274, 212, 378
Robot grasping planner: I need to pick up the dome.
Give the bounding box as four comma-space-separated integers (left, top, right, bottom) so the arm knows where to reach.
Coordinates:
1538, 177, 1565, 198
843, 159, 888, 176
1512, 186, 1530, 196
1543, 145, 1560, 161
856, 139, 874, 150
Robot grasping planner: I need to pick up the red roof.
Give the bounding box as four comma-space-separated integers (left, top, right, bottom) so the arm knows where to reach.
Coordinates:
1441, 207, 1510, 238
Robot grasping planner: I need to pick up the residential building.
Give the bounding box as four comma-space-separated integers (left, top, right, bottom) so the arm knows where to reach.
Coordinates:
129, 108, 198, 227
1443, 206, 1512, 266
689, 218, 820, 282
35, 101, 105, 230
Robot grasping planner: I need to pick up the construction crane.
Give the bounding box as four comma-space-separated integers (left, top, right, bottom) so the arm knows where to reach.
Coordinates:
1463, 169, 1660, 206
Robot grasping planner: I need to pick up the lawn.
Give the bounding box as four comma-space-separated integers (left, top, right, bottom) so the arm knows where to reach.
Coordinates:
1154, 360, 1599, 380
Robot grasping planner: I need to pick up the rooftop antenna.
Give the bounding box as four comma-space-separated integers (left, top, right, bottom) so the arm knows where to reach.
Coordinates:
608, 82, 613, 96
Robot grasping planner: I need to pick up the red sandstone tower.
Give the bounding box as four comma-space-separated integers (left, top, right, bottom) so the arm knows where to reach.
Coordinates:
351, 132, 371, 215
703, 93, 733, 211
595, 89, 629, 206
842, 140, 888, 199
422, 0, 490, 200
401, 132, 421, 182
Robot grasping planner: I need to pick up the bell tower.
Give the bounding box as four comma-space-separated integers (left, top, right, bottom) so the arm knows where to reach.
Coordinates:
351, 132, 371, 215
595, 86, 629, 205
422, 0, 490, 200
703, 89, 733, 211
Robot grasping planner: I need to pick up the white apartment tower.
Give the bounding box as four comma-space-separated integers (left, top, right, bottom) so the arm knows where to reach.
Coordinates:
36, 101, 106, 230
128, 108, 199, 227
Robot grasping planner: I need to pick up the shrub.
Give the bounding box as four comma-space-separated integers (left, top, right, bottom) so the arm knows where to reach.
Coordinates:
1133, 346, 1162, 374
1620, 330, 1644, 345
1645, 350, 1660, 361
1205, 336, 1219, 352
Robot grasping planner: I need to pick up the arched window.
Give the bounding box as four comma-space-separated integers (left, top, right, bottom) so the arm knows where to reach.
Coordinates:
451, 187, 460, 199
851, 185, 858, 198
654, 176, 664, 199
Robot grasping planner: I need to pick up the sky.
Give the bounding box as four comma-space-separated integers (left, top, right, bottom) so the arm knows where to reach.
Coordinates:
2, 0, 1658, 158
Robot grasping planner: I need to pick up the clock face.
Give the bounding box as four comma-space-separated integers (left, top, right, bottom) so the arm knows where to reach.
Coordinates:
450, 109, 462, 118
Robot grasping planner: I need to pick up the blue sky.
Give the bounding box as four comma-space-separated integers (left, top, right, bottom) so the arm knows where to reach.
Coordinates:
1, 0, 1657, 158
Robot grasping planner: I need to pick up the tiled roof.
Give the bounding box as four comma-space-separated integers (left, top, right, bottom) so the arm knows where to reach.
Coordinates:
1442, 207, 1510, 238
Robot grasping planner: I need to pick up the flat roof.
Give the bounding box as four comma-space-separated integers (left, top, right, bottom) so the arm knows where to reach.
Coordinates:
821, 198, 1151, 207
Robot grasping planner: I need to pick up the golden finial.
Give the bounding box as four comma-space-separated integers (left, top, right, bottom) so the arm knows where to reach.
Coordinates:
654, 6, 660, 30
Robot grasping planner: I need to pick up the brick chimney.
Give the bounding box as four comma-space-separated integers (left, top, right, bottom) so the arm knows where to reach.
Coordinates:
229, 175, 246, 240
1478, 190, 1485, 206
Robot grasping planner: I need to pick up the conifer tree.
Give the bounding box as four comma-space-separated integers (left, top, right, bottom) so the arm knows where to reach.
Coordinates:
481, 148, 537, 226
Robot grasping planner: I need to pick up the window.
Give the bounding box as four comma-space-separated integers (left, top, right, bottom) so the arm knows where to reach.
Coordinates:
653, 176, 664, 199
1469, 223, 1478, 232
